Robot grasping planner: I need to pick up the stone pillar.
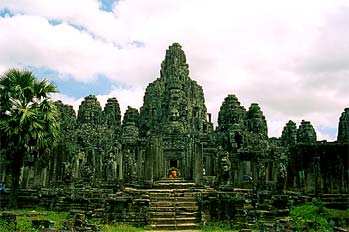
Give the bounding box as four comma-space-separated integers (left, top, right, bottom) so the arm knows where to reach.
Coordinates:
118, 153, 123, 179
33, 160, 41, 188
313, 156, 320, 193
136, 146, 142, 181
153, 137, 161, 181
144, 139, 154, 186
21, 167, 29, 188
194, 141, 203, 186
185, 136, 194, 180
41, 167, 47, 187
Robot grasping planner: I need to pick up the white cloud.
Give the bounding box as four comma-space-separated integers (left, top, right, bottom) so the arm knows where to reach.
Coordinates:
96, 86, 144, 116
1, 0, 348, 141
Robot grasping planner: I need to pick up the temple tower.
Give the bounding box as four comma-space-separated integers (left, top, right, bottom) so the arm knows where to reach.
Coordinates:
140, 43, 211, 184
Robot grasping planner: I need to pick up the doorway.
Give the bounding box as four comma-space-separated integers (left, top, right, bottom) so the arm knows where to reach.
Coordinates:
170, 160, 178, 168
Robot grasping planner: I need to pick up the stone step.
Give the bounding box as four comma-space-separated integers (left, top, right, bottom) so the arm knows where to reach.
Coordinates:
149, 222, 198, 230
150, 211, 197, 217
150, 197, 197, 202
321, 197, 349, 202
321, 195, 349, 198
149, 193, 196, 201
151, 217, 196, 225
154, 183, 196, 189
147, 188, 197, 193
148, 192, 197, 198
322, 201, 349, 210
156, 178, 190, 182
151, 201, 197, 207
255, 210, 274, 217
150, 206, 199, 212
233, 188, 253, 193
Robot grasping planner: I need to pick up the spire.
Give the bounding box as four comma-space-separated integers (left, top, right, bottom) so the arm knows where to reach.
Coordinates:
245, 103, 268, 138
217, 94, 246, 130
281, 120, 297, 146
77, 95, 102, 126
337, 108, 349, 143
160, 43, 189, 83
297, 120, 317, 143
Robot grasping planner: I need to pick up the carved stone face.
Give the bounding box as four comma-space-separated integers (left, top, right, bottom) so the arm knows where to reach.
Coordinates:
170, 108, 180, 121
84, 112, 91, 121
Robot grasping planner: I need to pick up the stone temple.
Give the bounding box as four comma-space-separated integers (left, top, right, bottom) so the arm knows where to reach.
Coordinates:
0, 43, 348, 230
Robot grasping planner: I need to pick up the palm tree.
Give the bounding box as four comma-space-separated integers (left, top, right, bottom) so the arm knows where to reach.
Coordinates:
0, 68, 60, 209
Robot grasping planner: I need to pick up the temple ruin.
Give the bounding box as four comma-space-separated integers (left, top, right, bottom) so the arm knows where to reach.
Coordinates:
0, 43, 348, 230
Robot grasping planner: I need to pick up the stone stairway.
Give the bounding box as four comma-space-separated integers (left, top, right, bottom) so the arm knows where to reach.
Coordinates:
320, 193, 349, 210
148, 178, 199, 230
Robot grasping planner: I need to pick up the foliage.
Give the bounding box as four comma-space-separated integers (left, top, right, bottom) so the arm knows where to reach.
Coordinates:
199, 221, 239, 232
1, 209, 69, 231
16, 209, 69, 229
290, 201, 334, 232
99, 223, 150, 232
17, 221, 44, 232
326, 208, 349, 227
0, 68, 60, 151
326, 208, 349, 220
0, 68, 60, 208
0, 219, 16, 232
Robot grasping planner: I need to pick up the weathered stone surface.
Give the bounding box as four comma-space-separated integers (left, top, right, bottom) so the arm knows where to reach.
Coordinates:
140, 43, 209, 136
217, 94, 246, 130
122, 106, 140, 145
337, 108, 349, 143
281, 120, 297, 146
103, 97, 121, 130
77, 95, 102, 126
139, 43, 210, 183
297, 120, 317, 143
245, 103, 268, 139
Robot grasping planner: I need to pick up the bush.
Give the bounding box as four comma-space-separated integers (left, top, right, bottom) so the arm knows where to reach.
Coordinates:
290, 201, 334, 232
0, 219, 16, 232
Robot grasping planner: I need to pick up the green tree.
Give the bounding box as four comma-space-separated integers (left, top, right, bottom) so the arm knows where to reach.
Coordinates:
0, 69, 60, 209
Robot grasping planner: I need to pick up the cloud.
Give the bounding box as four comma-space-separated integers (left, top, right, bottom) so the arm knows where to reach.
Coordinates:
1, 0, 348, 141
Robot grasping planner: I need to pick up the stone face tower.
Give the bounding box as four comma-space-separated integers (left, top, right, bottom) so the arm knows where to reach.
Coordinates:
338, 108, 349, 143
140, 43, 212, 184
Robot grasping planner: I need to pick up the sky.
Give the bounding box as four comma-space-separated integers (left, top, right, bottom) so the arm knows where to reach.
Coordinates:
0, 0, 348, 141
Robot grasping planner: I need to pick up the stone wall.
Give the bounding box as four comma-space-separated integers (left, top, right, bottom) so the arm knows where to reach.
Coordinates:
0, 185, 150, 226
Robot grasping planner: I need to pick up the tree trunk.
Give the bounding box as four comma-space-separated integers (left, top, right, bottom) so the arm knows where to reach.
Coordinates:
9, 151, 22, 209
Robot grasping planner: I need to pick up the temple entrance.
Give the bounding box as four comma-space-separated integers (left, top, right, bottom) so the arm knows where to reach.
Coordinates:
167, 159, 180, 178
170, 159, 178, 168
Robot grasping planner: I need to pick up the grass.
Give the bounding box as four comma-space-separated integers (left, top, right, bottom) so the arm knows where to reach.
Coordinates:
0, 208, 69, 231
326, 208, 349, 220
3, 207, 346, 232
199, 226, 238, 232
100, 223, 151, 232
198, 222, 258, 232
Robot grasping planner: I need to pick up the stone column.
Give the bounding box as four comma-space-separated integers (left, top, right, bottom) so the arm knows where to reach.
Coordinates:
186, 135, 194, 180
136, 146, 142, 181
21, 167, 29, 188
33, 159, 41, 188
118, 153, 123, 179
194, 141, 203, 186
41, 167, 47, 187
153, 137, 160, 181
144, 139, 154, 186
